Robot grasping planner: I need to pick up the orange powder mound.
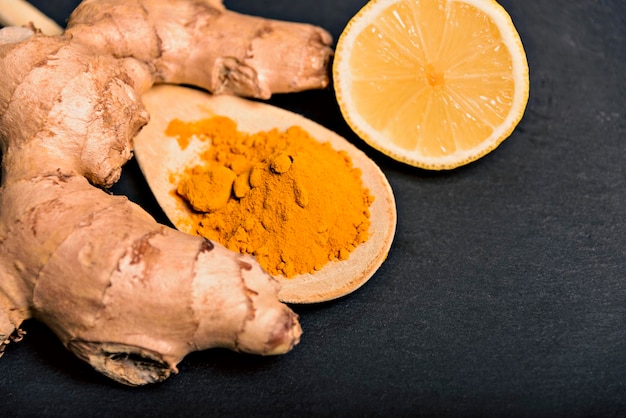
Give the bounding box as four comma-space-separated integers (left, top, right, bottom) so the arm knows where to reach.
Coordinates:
168, 116, 374, 278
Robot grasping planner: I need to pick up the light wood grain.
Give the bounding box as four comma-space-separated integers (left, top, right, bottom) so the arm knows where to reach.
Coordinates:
134, 84, 396, 303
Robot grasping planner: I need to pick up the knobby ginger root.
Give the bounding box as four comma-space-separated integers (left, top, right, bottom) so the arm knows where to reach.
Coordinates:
0, 0, 333, 386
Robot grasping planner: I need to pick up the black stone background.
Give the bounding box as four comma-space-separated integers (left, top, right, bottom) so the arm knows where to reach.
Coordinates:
1, 1, 625, 416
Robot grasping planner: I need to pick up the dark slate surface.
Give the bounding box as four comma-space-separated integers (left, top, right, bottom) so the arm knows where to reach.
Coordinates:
2, 1, 625, 416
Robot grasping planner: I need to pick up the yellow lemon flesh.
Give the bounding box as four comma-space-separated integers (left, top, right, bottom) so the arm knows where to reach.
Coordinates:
333, 0, 530, 169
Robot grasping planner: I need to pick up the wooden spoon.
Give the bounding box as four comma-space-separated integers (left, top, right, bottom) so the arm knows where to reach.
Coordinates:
133, 84, 396, 304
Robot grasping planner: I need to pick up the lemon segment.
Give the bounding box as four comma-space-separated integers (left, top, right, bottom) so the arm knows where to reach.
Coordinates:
333, 0, 530, 169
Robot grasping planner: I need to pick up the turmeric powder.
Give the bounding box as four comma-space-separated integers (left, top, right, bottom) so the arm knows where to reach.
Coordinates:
168, 116, 375, 278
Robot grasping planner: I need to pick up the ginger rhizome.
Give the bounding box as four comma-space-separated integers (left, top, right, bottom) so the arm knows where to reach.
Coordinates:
0, 0, 333, 386
167, 116, 374, 278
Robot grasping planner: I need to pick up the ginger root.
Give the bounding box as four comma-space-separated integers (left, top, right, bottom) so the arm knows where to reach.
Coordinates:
0, 0, 332, 385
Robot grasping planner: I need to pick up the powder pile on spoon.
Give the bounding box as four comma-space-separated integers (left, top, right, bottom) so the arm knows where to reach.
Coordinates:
166, 115, 374, 277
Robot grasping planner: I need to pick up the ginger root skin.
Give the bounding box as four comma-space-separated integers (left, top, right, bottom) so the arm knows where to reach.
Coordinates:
0, 0, 332, 385
66, 0, 333, 99
0, 174, 301, 386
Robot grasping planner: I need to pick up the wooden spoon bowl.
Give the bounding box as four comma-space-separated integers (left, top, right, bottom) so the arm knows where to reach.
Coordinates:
134, 85, 396, 303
